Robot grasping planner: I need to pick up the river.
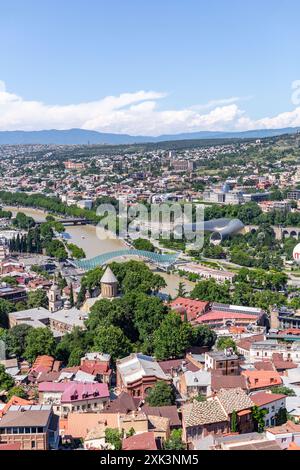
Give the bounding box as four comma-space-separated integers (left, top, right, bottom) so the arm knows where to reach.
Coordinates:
3, 206, 196, 297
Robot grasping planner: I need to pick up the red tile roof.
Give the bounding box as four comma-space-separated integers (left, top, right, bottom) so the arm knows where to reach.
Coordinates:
242, 370, 282, 390
80, 362, 111, 376
236, 335, 265, 352
254, 361, 275, 371
211, 373, 247, 391
31, 355, 58, 374
272, 354, 297, 371
267, 421, 300, 435
251, 392, 286, 407
122, 432, 158, 451
196, 311, 259, 324
170, 297, 209, 322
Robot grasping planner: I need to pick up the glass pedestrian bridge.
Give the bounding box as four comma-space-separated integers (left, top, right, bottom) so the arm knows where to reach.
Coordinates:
72, 249, 179, 271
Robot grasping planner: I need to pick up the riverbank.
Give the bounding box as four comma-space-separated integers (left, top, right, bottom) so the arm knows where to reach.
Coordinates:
2, 205, 194, 298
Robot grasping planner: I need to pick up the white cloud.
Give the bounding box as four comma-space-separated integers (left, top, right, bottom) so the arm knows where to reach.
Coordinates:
189, 96, 252, 112
0, 80, 299, 135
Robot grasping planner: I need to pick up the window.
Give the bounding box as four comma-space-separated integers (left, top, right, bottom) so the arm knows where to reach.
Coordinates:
37, 428, 43, 434
31, 441, 36, 449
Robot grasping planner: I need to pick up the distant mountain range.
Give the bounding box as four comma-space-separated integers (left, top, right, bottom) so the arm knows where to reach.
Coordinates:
0, 127, 299, 145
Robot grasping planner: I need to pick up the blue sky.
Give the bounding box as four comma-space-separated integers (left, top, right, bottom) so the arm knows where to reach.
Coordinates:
0, 0, 300, 135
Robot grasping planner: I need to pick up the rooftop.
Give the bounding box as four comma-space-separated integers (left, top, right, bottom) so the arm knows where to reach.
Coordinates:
197, 310, 260, 324
0, 405, 52, 428
51, 307, 87, 328
206, 351, 239, 361
117, 353, 170, 386
122, 432, 158, 451
217, 388, 254, 414
100, 267, 118, 284
242, 370, 282, 390
183, 399, 228, 427
251, 392, 286, 407
38, 381, 110, 402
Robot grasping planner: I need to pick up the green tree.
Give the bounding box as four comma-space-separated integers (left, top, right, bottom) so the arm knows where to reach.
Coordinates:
270, 386, 296, 397
69, 284, 74, 308
44, 239, 68, 261
1, 277, 18, 287
146, 381, 176, 407
252, 290, 287, 311
133, 295, 168, 347
0, 300, 14, 328
28, 289, 48, 309
231, 410, 238, 432
87, 297, 137, 343
153, 312, 193, 360
191, 279, 231, 303
24, 328, 55, 363
81, 267, 104, 295
76, 285, 87, 308
55, 327, 89, 365
164, 429, 185, 450
5, 324, 33, 359
216, 337, 237, 353
67, 243, 86, 260
132, 238, 155, 252
252, 405, 268, 433
177, 282, 187, 298
7, 385, 28, 401
192, 325, 217, 349
0, 364, 14, 391
67, 347, 84, 367
93, 324, 132, 362
275, 408, 288, 426
109, 261, 166, 294
126, 428, 136, 438
105, 428, 123, 450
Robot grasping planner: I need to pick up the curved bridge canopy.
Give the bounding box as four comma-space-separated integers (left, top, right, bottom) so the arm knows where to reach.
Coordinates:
73, 249, 179, 271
